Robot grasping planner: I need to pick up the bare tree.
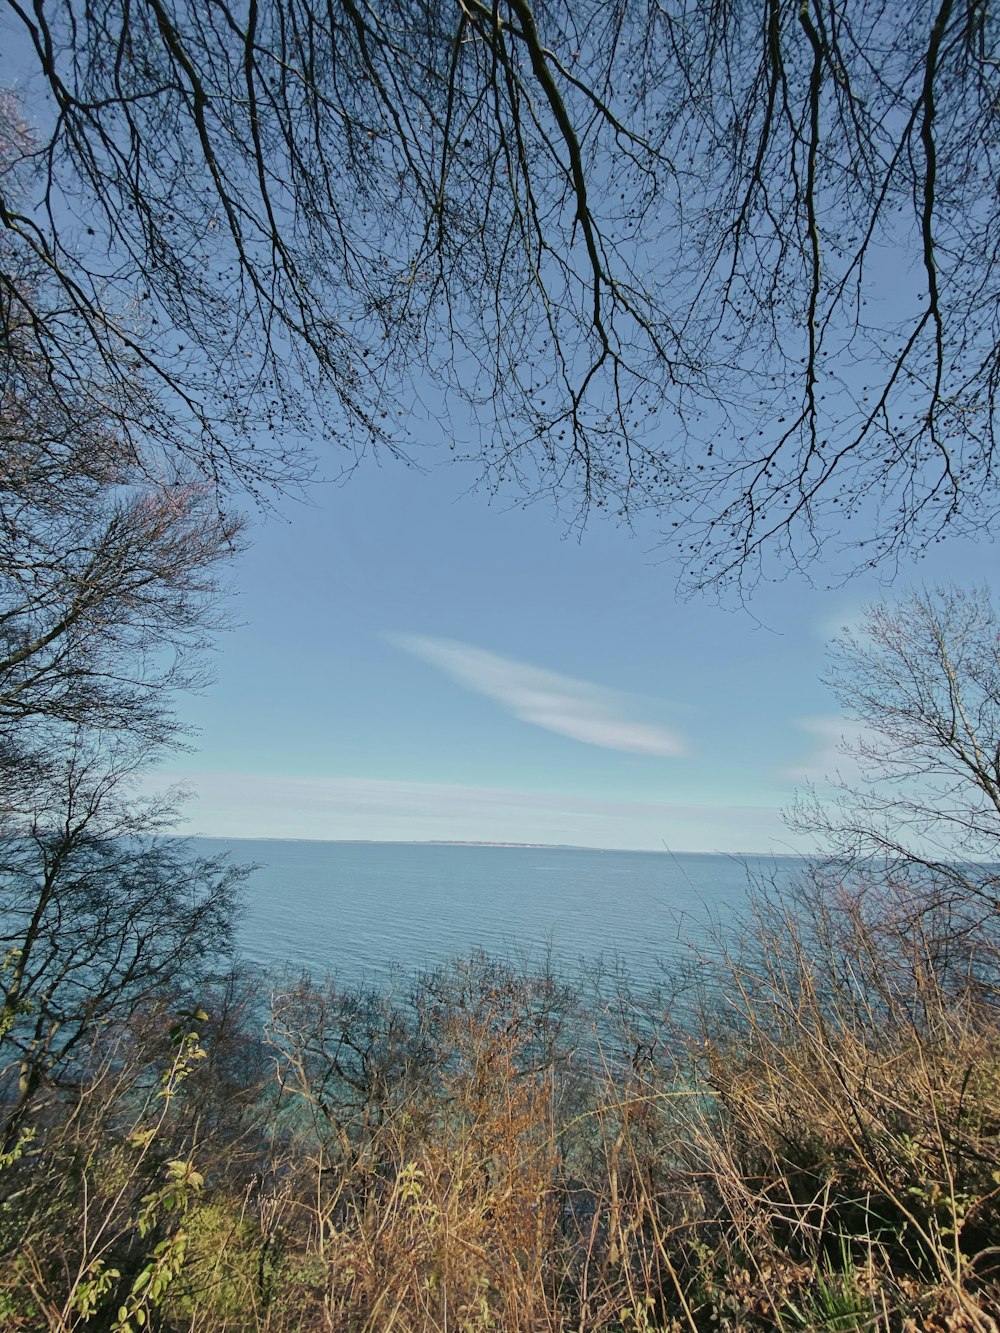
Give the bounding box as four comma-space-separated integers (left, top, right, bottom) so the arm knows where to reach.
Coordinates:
0, 209, 248, 1148
0, 254, 243, 809
2, 1, 998, 588
0, 733, 247, 1151
790, 585, 1000, 911
0, 453, 240, 747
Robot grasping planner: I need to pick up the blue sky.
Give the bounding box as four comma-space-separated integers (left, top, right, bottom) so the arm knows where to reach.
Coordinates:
4, 17, 993, 853
148, 449, 992, 852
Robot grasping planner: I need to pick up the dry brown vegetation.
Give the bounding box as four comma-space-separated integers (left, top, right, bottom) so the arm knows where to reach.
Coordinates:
2, 858, 1000, 1333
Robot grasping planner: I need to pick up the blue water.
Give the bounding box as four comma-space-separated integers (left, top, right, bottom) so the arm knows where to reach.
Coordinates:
192, 839, 805, 989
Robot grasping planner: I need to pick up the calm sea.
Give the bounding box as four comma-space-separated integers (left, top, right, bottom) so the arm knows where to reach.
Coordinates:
192, 839, 805, 990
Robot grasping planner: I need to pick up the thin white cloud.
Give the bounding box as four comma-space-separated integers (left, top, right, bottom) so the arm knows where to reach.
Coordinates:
785, 716, 873, 783
388, 634, 687, 757
138, 770, 789, 852
813, 604, 869, 644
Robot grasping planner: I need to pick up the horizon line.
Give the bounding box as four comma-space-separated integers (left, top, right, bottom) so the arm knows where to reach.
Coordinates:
183, 834, 805, 858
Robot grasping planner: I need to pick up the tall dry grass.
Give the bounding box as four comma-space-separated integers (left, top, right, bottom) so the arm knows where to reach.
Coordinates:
3, 870, 1000, 1331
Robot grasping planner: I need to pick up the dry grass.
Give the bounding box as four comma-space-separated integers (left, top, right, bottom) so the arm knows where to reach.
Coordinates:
3, 873, 1000, 1331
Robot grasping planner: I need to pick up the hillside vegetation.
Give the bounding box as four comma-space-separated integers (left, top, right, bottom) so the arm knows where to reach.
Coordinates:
1, 589, 999, 1331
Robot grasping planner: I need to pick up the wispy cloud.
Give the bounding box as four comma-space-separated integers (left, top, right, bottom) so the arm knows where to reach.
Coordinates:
388, 634, 687, 757
785, 716, 874, 784
813, 603, 869, 644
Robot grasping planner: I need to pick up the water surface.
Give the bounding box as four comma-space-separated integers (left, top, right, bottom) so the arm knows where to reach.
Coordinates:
193, 839, 804, 989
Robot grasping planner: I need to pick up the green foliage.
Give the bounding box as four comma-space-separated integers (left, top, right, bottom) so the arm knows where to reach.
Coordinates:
781, 1238, 879, 1332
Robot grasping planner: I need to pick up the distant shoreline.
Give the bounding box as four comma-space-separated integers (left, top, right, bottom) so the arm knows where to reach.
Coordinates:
186, 835, 804, 858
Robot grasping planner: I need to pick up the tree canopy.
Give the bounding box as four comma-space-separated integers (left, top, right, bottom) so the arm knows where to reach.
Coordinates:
2, 0, 998, 587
